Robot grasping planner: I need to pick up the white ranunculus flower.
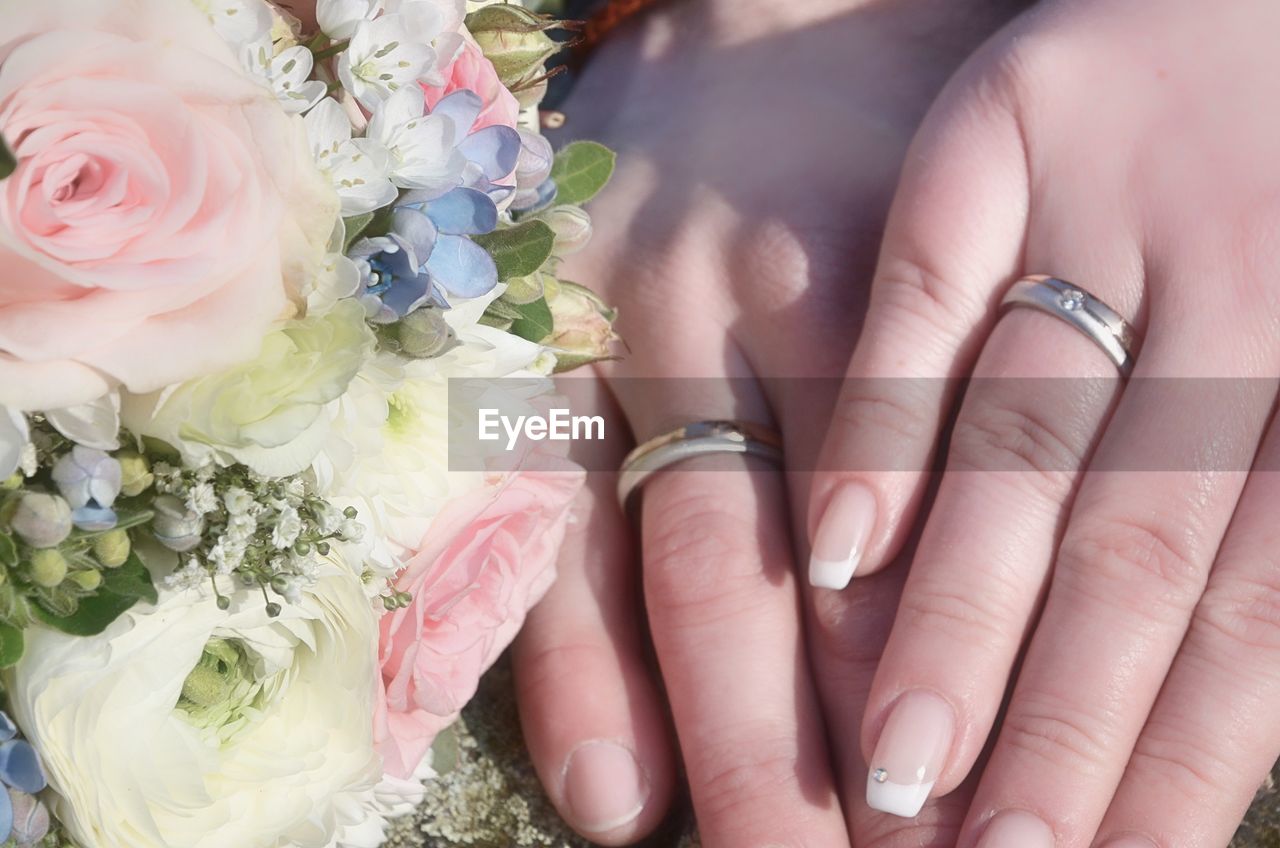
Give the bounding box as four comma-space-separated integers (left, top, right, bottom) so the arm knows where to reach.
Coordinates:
5, 562, 388, 848
123, 301, 375, 477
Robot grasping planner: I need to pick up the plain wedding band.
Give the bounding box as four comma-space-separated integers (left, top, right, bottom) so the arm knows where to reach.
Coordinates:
616, 420, 784, 511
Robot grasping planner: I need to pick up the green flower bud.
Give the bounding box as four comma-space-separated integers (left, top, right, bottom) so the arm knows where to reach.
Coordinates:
2, 472, 23, 491
10, 493, 73, 549
29, 549, 68, 588
465, 5, 561, 92
93, 528, 132, 568
117, 452, 155, 497
396, 308, 457, 359
68, 569, 102, 592
544, 280, 621, 372
540, 206, 593, 255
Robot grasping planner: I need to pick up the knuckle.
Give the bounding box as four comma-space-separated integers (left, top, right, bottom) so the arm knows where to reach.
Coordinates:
690, 731, 806, 825
895, 573, 1024, 651
1195, 570, 1280, 654
831, 379, 936, 453
1059, 514, 1208, 609
948, 401, 1082, 496
1127, 721, 1230, 803
999, 690, 1112, 775
872, 252, 985, 333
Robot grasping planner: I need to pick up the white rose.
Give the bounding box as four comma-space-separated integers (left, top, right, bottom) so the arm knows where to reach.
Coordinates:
123, 300, 375, 477
6, 562, 389, 848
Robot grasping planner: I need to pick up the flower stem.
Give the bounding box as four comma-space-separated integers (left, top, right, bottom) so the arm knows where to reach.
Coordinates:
311, 40, 351, 61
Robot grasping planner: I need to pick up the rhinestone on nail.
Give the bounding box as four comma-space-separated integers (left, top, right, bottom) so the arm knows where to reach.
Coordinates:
872, 768, 889, 784
1058, 288, 1086, 312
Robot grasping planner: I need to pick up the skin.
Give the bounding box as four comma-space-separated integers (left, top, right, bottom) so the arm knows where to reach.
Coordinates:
809, 0, 1280, 846
511, 0, 1026, 845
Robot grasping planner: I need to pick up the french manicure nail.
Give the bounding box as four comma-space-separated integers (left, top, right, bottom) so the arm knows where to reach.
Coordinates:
976, 810, 1055, 848
809, 482, 876, 590
562, 740, 649, 833
866, 690, 955, 818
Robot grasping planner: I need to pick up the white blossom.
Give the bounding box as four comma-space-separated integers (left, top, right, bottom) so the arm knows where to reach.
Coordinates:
242, 42, 327, 114
191, 0, 274, 49
187, 482, 219, 517
316, 0, 383, 39
272, 506, 304, 550
305, 98, 399, 215
337, 14, 435, 110
367, 85, 466, 192
223, 487, 257, 517
0, 407, 29, 480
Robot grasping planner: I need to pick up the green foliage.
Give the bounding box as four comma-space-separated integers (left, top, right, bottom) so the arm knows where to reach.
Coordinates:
342, 212, 376, 252
32, 551, 156, 637
473, 221, 556, 280
0, 622, 23, 669
509, 297, 554, 343
549, 142, 616, 206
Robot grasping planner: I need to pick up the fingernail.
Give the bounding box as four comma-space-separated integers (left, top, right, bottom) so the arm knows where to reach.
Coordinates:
809, 482, 876, 590
866, 690, 955, 818
976, 810, 1055, 848
562, 740, 649, 833
1103, 837, 1158, 848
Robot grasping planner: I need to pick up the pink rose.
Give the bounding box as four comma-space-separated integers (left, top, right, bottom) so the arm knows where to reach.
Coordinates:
421, 37, 520, 133
0, 0, 338, 411
375, 460, 584, 778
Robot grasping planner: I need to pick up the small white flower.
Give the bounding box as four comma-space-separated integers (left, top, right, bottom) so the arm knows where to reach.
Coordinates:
223, 487, 257, 517
367, 86, 466, 192
187, 483, 219, 517
305, 98, 399, 215
227, 512, 258, 543
317, 0, 383, 39
192, 0, 274, 49
272, 507, 304, 550
337, 15, 435, 110
162, 558, 207, 592
341, 518, 367, 543
18, 443, 37, 479
242, 42, 327, 115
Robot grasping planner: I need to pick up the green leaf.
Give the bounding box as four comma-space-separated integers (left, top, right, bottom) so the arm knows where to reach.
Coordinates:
102, 551, 158, 604
342, 212, 375, 252
473, 220, 555, 280
509, 297, 554, 343
0, 622, 23, 668
0, 534, 16, 568
33, 551, 155, 635
0, 137, 14, 181
430, 724, 460, 775
549, 141, 616, 206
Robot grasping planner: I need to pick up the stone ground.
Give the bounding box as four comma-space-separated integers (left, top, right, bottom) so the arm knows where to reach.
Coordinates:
386, 659, 1278, 848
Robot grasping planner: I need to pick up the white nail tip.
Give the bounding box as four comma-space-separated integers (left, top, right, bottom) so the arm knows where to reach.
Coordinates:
865, 775, 933, 818
808, 556, 856, 590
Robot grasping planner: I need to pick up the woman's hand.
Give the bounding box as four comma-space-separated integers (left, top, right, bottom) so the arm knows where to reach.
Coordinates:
810, 1, 1280, 845
509, 0, 1022, 844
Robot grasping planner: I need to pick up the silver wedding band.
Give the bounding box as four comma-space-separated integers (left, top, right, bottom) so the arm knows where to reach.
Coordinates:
617, 420, 784, 511
1001, 275, 1138, 376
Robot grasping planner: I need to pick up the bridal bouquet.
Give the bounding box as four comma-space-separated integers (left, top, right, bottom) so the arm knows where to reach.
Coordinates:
0, 0, 616, 845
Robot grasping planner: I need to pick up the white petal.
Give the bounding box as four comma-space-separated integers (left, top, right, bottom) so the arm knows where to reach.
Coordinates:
305, 98, 355, 157
0, 407, 29, 479
317, 0, 383, 40
46, 394, 122, 451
